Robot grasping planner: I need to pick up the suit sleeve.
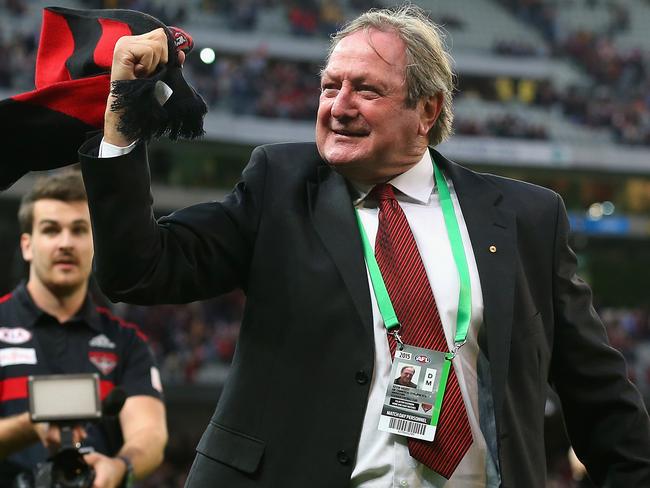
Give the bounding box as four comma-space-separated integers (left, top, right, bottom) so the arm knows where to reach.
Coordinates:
79, 134, 267, 304
550, 194, 650, 486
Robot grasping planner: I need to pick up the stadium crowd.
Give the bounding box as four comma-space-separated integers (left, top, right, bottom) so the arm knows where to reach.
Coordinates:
499, 0, 650, 145
111, 291, 244, 385
2, 0, 650, 146
114, 299, 650, 394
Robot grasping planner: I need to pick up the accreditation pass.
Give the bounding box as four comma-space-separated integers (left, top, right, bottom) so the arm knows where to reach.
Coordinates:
378, 345, 450, 442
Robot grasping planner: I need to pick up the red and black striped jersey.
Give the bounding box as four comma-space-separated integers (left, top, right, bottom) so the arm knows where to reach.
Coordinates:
0, 282, 162, 482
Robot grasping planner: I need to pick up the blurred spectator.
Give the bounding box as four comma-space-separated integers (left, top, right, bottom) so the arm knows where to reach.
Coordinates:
4, 0, 26, 15
348, 0, 380, 12
437, 13, 464, 31
288, 0, 319, 36
101, 0, 186, 24
494, 39, 544, 57
319, 0, 345, 36
185, 49, 320, 120
115, 291, 245, 385
455, 114, 549, 140
0, 28, 36, 90
607, 1, 630, 36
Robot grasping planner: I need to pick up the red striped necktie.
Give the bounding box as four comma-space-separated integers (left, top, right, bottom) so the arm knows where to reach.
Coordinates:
372, 183, 472, 479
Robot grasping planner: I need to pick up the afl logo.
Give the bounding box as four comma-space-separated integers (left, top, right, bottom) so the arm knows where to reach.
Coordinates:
415, 355, 430, 364
0, 327, 32, 344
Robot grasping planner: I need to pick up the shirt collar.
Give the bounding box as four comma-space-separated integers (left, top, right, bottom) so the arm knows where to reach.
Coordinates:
14, 282, 41, 327
390, 149, 434, 204
351, 149, 435, 205
14, 281, 101, 332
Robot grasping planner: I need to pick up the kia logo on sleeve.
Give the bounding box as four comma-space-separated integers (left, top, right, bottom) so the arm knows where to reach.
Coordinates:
0, 327, 32, 344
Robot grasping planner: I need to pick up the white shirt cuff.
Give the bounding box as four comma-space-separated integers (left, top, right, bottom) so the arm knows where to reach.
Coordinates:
99, 138, 139, 158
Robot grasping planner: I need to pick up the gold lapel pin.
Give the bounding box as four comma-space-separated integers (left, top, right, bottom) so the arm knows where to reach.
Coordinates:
489, 245, 497, 253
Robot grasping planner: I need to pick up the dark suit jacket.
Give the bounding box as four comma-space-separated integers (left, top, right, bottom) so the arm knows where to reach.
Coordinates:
79, 136, 650, 488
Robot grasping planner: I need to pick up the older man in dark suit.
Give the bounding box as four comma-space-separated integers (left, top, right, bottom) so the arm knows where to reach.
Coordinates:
78, 5, 650, 488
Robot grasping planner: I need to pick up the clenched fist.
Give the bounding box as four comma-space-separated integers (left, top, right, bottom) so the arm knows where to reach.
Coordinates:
104, 28, 185, 147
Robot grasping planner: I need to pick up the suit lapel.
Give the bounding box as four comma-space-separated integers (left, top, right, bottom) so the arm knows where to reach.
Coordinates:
433, 149, 516, 423
307, 164, 374, 336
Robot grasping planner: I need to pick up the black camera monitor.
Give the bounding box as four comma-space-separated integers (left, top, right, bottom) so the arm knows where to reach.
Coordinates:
28, 373, 101, 422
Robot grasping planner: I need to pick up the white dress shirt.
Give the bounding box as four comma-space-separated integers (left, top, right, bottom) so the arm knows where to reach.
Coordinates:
351, 150, 499, 488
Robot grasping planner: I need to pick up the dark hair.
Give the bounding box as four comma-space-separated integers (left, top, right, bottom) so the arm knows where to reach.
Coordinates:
18, 171, 87, 234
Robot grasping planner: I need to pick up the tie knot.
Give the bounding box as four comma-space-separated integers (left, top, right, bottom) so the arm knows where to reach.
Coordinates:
371, 183, 396, 202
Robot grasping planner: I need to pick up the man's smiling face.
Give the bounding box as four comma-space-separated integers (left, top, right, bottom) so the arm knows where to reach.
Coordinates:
316, 28, 435, 184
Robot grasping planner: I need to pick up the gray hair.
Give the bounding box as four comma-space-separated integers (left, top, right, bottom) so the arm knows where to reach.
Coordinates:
327, 5, 455, 146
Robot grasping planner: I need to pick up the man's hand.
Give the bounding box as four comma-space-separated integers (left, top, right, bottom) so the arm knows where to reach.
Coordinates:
32, 419, 48, 445
37, 423, 87, 454
83, 452, 128, 488
109, 28, 168, 84
104, 28, 170, 147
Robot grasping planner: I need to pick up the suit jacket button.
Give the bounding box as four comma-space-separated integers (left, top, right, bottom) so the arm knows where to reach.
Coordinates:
355, 370, 368, 385
337, 450, 350, 465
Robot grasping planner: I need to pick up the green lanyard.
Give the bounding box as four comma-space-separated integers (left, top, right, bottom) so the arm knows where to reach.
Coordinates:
355, 162, 472, 352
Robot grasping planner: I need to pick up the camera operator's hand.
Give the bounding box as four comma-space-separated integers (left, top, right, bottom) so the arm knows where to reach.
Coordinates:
31, 417, 48, 444
37, 423, 87, 454
83, 452, 127, 488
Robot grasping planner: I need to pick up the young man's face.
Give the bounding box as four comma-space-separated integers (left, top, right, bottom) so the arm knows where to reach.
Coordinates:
21, 199, 94, 297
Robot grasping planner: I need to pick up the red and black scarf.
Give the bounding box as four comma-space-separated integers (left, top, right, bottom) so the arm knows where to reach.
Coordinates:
0, 7, 206, 190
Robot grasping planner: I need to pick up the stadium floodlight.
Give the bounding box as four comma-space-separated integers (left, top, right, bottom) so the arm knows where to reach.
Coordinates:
588, 203, 604, 220
200, 47, 216, 64
602, 201, 615, 216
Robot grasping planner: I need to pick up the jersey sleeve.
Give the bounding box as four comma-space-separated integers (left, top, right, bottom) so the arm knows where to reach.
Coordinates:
118, 330, 164, 400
